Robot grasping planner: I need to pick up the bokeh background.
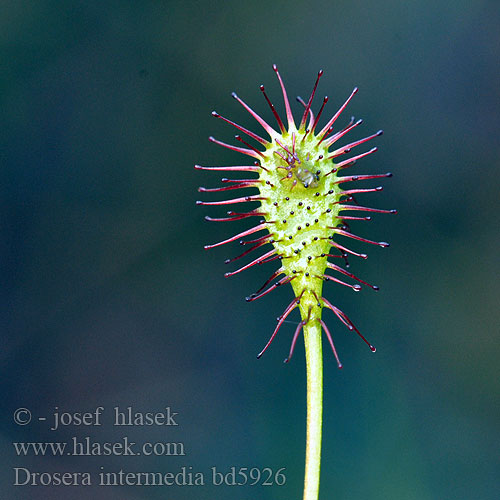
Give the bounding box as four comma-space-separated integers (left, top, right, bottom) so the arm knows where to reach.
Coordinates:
2, 1, 499, 499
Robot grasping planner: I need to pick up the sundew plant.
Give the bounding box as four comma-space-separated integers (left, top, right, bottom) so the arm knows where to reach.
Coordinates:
197, 65, 395, 500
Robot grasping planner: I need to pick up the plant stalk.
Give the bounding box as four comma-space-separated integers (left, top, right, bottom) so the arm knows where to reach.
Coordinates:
302, 319, 323, 500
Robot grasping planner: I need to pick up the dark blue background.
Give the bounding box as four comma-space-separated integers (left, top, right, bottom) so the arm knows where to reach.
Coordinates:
2, 1, 499, 499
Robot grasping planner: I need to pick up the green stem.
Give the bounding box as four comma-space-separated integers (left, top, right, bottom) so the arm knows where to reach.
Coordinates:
302, 319, 323, 500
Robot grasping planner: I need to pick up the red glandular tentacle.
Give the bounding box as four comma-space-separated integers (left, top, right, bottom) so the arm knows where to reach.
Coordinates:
273, 64, 295, 130
333, 172, 392, 184
209, 136, 261, 159
319, 319, 343, 368
323, 118, 362, 146
232, 92, 276, 136
194, 164, 261, 172
338, 204, 397, 214
224, 249, 276, 277
317, 87, 358, 139
246, 275, 295, 303
327, 262, 379, 290
331, 228, 389, 247
330, 147, 378, 165
299, 70, 323, 130
329, 130, 383, 157
204, 223, 267, 250
322, 297, 376, 352
212, 111, 268, 145
196, 195, 267, 206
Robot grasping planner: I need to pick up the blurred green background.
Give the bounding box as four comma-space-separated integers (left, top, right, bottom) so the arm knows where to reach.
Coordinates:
2, 1, 499, 499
